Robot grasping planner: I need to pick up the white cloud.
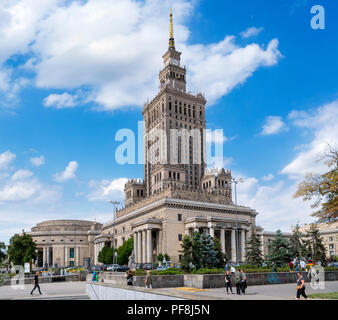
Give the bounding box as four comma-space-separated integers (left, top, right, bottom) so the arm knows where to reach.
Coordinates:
261, 116, 286, 135
240, 26, 264, 38
30, 155, 45, 167
43, 92, 78, 109
11, 169, 33, 181
88, 177, 129, 202
0, 150, 16, 171
54, 161, 78, 182
261, 173, 274, 181
0, 0, 281, 111
281, 100, 338, 178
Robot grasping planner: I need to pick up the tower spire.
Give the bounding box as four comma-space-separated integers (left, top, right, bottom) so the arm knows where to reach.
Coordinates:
169, 8, 175, 49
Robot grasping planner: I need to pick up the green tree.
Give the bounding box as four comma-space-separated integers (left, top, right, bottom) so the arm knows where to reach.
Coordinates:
288, 224, 307, 259
304, 224, 327, 264
267, 230, 290, 266
157, 253, 164, 262
191, 232, 203, 269
245, 228, 263, 265
117, 237, 133, 265
98, 245, 114, 264
7, 233, 37, 267
294, 144, 338, 221
213, 237, 226, 268
163, 253, 170, 261
179, 235, 193, 271
200, 233, 219, 268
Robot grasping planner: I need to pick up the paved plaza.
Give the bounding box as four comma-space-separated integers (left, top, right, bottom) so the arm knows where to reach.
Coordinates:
0, 281, 88, 300
0, 280, 337, 300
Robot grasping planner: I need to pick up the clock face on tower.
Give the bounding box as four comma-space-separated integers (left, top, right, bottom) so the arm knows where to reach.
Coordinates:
172, 59, 178, 65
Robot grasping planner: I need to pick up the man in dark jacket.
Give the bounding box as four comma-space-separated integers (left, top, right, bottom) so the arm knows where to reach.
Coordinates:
30, 271, 42, 295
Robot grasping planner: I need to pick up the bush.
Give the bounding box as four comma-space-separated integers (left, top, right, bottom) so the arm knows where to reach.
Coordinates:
190, 268, 224, 274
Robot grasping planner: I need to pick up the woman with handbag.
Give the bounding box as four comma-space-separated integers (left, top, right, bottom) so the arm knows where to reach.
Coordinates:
296, 272, 307, 300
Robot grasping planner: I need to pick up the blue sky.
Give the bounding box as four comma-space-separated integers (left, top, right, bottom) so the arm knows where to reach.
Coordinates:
0, 0, 337, 243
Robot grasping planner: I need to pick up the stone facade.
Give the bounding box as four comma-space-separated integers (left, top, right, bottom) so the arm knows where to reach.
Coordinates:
28, 220, 102, 268
93, 12, 260, 266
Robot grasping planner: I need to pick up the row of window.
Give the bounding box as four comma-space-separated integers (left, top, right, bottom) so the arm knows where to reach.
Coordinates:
35, 239, 83, 242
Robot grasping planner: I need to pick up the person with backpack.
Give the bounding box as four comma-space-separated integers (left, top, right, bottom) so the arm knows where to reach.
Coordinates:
224, 270, 233, 294
235, 269, 243, 295
241, 269, 247, 294
126, 270, 133, 286
296, 272, 307, 300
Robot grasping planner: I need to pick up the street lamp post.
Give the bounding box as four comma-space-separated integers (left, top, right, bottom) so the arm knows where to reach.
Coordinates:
232, 177, 243, 265
109, 200, 120, 265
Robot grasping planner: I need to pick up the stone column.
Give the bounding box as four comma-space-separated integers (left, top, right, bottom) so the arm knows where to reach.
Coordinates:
158, 229, 163, 254
47, 247, 50, 267
134, 233, 138, 265
209, 227, 214, 238
231, 229, 236, 263
220, 229, 225, 254
142, 230, 147, 264
241, 230, 246, 262
147, 229, 152, 263
76, 247, 80, 266
64, 246, 68, 267
185, 229, 189, 236
137, 232, 142, 264
43, 247, 47, 266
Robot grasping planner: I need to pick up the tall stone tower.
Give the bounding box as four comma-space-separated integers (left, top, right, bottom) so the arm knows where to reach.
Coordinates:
142, 9, 207, 196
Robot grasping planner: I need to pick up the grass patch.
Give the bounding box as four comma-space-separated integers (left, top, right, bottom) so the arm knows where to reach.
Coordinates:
308, 292, 338, 299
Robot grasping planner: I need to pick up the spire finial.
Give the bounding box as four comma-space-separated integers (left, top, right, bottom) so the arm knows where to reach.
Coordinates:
169, 8, 175, 49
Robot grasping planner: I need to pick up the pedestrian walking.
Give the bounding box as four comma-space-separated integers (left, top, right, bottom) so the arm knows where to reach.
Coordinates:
92, 270, 97, 281
235, 269, 243, 295
230, 265, 236, 274
300, 260, 306, 271
308, 265, 316, 280
296, 272, 307, 300
289, 260, 293, 272
126, 270, 133, 286
224, 270, 233, 294
145, 270, 152, 289
30, 271, 42, 295
295, 261, 300, 272
272, 261, 277, 272
241, 269, 247, 294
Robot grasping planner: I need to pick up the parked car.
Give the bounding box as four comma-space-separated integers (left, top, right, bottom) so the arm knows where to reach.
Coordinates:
135, 264, 144, 270
142, 263, 153, 270
107, 264, 119, 271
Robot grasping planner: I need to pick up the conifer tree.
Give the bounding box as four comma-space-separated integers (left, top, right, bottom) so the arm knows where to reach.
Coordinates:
179, 235, 193, 271
304, 224, 327, 264
288, 224, 307, 259
200, 233, 219, 268
245, 228, 263, 265
267, 229, 290, 266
